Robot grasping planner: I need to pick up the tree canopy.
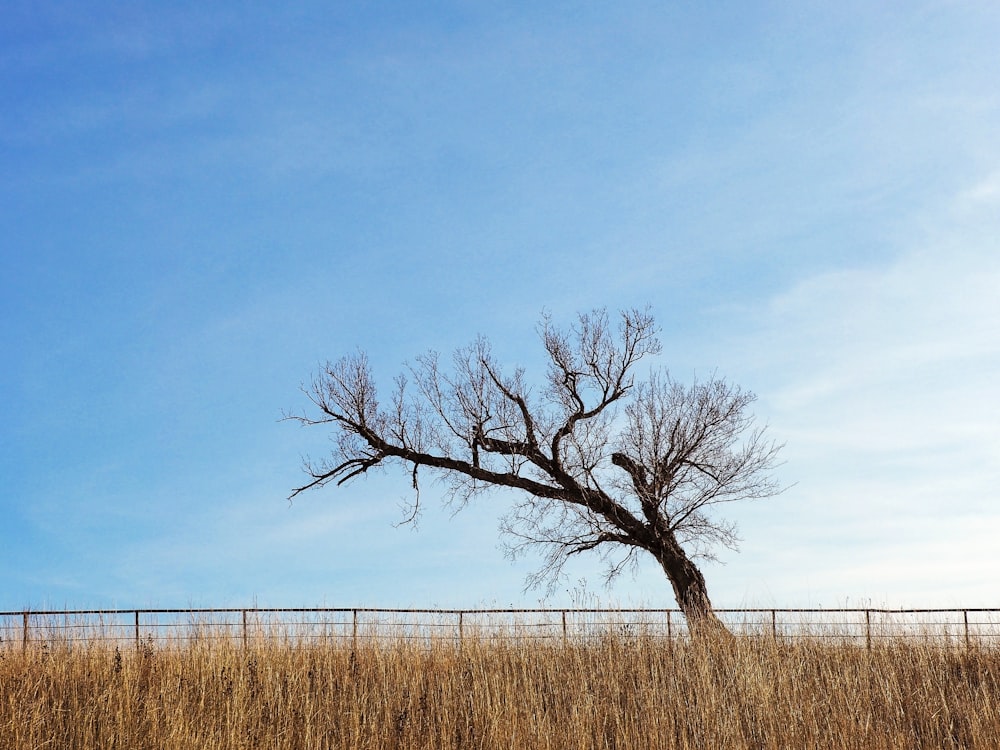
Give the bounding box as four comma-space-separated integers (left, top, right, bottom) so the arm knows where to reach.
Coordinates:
289, 308, 783, 630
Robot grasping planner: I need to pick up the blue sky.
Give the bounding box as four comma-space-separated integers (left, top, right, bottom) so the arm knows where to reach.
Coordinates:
2, 1, 998, 612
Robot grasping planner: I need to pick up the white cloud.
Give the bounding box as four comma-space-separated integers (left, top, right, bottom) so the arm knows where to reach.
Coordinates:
707, 175, 1000, 606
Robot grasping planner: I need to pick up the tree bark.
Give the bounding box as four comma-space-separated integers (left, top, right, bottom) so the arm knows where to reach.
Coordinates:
656, 537, 731, 636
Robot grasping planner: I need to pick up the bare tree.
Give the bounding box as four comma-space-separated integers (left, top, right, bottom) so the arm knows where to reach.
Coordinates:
288, 308, 783, 633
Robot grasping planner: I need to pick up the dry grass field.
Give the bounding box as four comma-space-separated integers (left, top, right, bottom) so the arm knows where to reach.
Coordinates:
2, 631, 999, 749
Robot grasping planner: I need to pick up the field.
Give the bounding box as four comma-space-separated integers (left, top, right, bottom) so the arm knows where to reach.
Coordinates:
3, 629, 999, 749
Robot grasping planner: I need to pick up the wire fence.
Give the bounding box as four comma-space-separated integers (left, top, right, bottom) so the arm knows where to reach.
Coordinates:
3, 607, 1000, 650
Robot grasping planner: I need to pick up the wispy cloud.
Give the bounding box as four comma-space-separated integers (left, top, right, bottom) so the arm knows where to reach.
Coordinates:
712, 175, 1000, 606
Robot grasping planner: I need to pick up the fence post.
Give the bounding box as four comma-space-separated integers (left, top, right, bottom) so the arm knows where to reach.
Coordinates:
352, 609, 358, 651
22, 611, 29, 652
772, 610, 777, 639
458, 611, 464, 647
135, 611, 140, 650
242, 610, 248, 649
865, 610, 871, 651
562, 611, 568, 646
964, 610, 970, 650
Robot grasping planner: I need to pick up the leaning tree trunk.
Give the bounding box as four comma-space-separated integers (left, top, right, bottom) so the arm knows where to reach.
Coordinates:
656, 537, 731, 637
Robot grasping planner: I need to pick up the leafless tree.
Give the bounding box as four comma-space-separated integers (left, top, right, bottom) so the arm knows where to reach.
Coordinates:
288, 308, 783, 633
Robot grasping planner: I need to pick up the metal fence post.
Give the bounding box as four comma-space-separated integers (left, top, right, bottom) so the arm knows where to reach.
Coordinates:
865, 609, 871, 651
562, 611, 567, 645
242, 609, 248, 649
135, 611, 140, 650
964, 610, 970, 650
772, 609, 777, 639
352, 609, 358, 651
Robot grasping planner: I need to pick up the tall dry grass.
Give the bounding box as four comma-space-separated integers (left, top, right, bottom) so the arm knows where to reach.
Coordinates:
2, 631, 998, 749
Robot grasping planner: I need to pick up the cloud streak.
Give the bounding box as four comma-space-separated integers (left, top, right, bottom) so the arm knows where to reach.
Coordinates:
710, 176, 1000, 606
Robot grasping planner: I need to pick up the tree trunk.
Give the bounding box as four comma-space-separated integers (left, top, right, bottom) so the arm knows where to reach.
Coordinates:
656, 538, 731, 637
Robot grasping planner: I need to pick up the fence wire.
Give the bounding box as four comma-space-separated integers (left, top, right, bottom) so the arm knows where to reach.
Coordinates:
3, 608, 1000, 649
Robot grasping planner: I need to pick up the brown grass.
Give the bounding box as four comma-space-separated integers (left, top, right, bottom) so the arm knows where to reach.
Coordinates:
2, 632, 999, 749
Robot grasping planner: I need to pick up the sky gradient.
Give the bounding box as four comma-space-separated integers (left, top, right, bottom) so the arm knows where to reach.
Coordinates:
2, 1, 998, 612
